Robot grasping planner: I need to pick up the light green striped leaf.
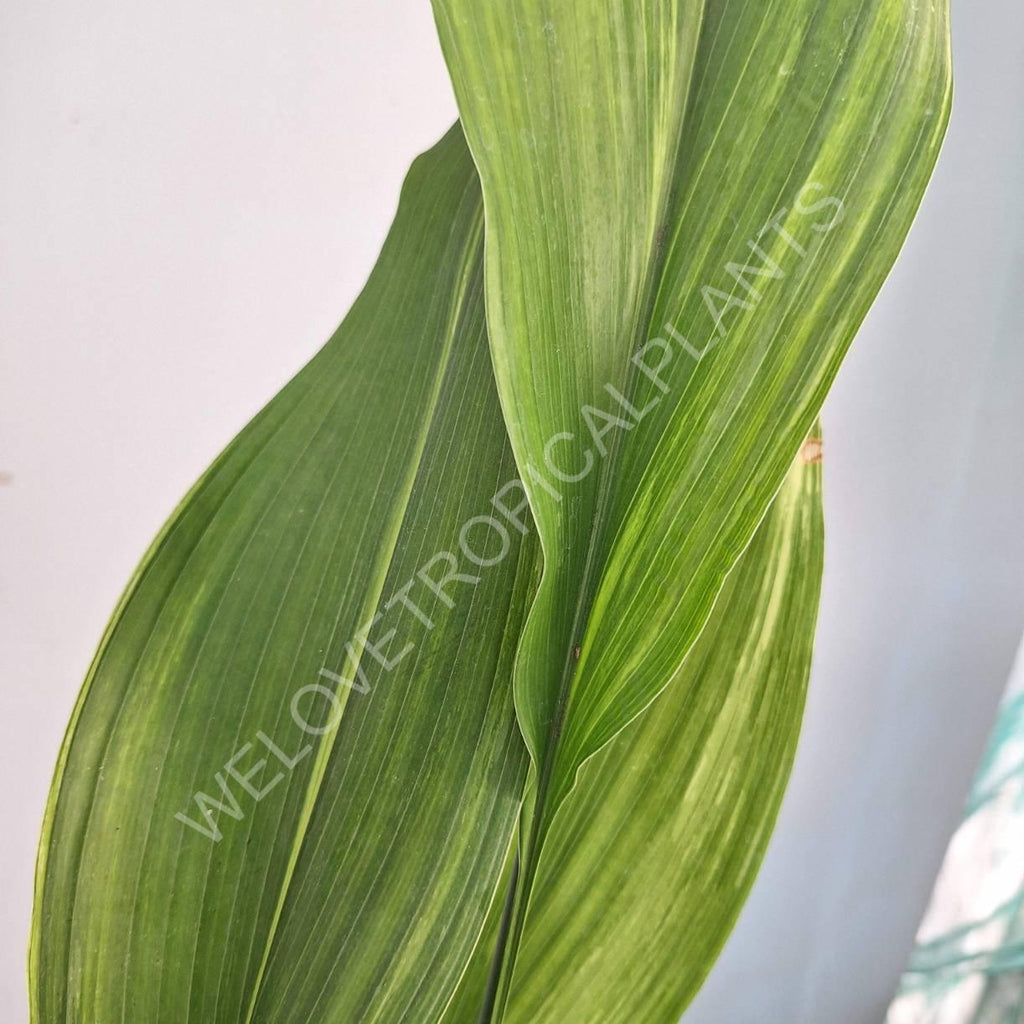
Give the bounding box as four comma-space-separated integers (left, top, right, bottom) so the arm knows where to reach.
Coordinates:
431, 0, 950, 1004
439, 440, 823, 1023
31, 126, 539, 1024
505, 442, 823, 1022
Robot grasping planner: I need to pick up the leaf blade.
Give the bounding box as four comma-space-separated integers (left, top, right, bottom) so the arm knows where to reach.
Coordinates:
432, 0, 950, 872
506, 441, 824, 1022
437, 439, 824, 1024
31, 125, 538, 1024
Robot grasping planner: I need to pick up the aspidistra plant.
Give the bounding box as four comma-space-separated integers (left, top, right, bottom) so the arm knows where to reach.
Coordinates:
30, 2, 950, 1023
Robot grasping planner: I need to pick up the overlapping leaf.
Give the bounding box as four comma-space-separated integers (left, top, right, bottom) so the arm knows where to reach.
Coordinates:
31, 126, 539, 1024
432, 0, 950, 1002
505, 442, 823, 1022
441, 440, 823, 1023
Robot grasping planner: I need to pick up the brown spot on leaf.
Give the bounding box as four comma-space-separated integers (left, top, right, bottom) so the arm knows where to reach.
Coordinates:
800, 438, 823, 464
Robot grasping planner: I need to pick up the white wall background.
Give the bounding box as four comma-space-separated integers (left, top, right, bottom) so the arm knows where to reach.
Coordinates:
1, 2, 1022, 1021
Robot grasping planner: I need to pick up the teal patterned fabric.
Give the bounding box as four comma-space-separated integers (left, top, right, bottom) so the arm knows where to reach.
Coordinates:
889, 649, 1024, 1023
